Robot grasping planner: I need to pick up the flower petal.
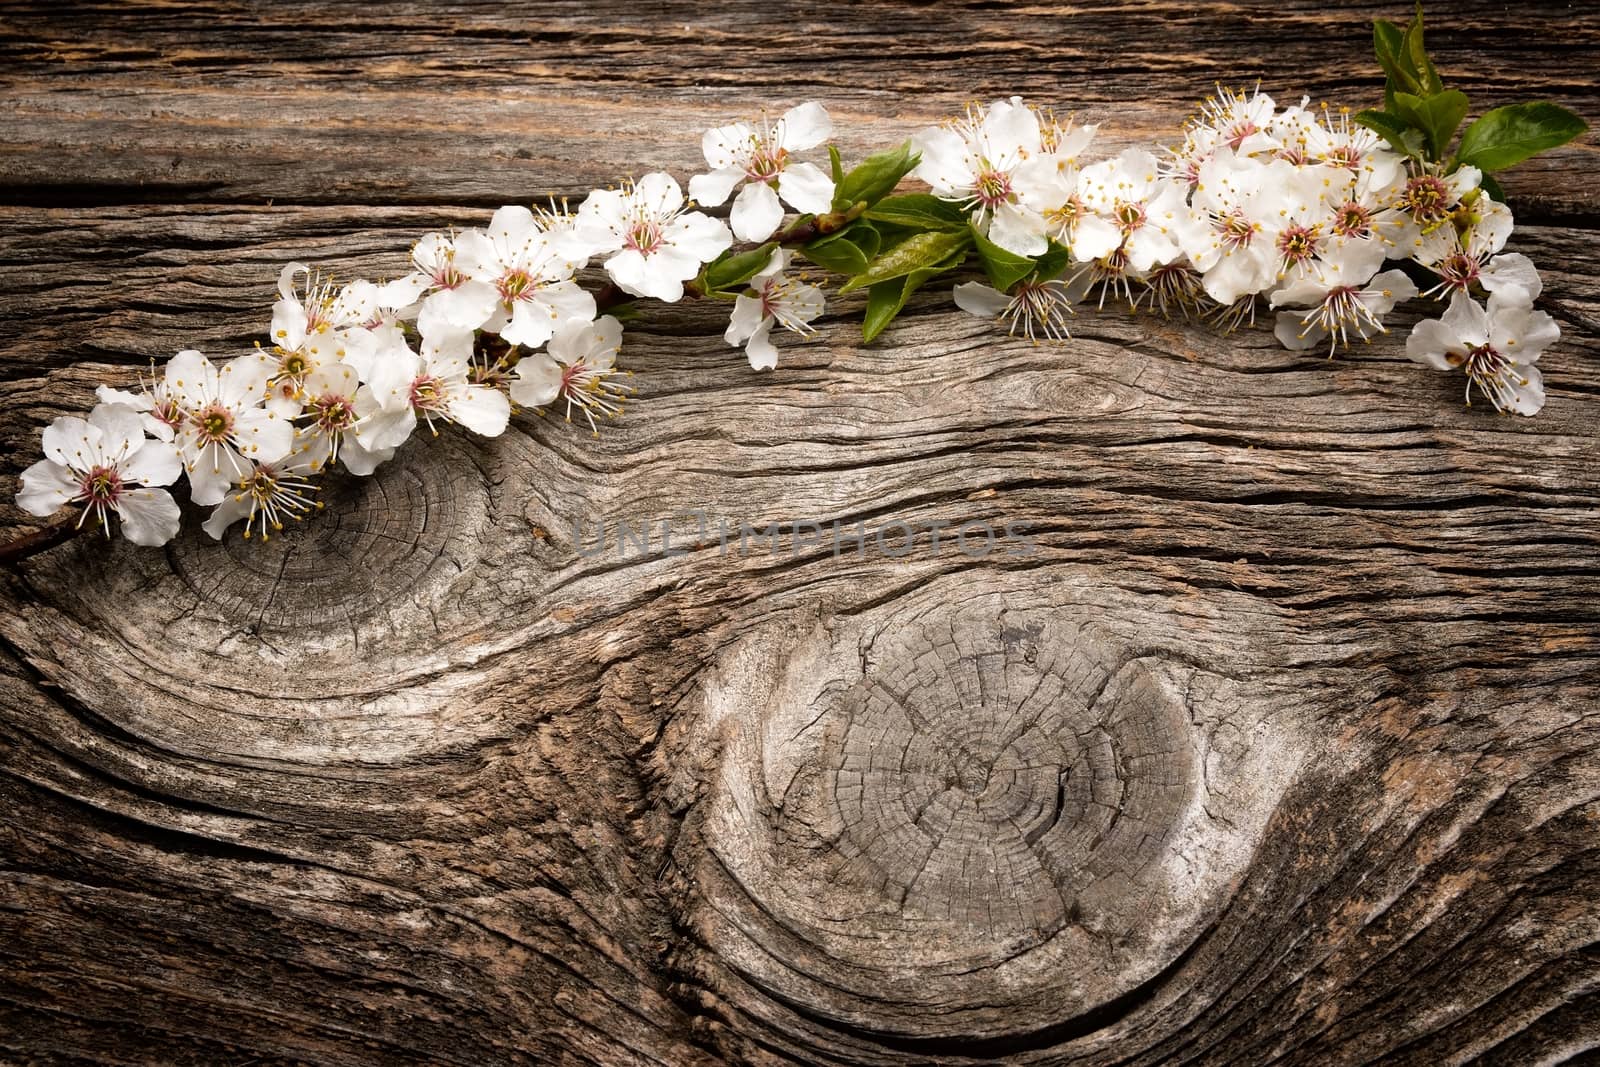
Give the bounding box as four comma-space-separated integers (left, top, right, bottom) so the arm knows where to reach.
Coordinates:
120, 439, 183, 487
448, 385, 511, 437
702, 122, 756, 171
16, 459, 78, 517
41, 416, 96, 472
726, 294, 767, 345
744, 323, 779, 371
777, 161, 835, 216
510, 353, 563, 408
201, 492, 254, 540
114, 488, 181, 546
953, 281, 1011, 319
688, 166, 744, 209
777, 101, 832, 151
731, 180, 785, 243
218, 354, 271, 409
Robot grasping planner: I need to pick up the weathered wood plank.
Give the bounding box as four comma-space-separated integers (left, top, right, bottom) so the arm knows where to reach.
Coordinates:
2, 2, 1599, 1065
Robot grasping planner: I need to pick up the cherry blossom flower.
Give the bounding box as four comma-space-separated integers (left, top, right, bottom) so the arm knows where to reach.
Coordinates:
96, 368, 188, 443
376, 231, 500, 334
295, 363, 394, 475
953, 277, 1077, 343
1270, 238, 1418, 354
459, 205, 595, 348
912, 97, 1050, 256
509, 315, 632, 435
1406, 291, 1557, 415
353, 327, 510, 450
167, 349, 295, 506
1411, 196, 1541, 302
723, 250, 825, 370
200, 449, 322, 542
263, 265, 376, 416
689, 102, 836, 243
17, 402, 183, 546
1075, 148, 1187, 271
575, 173, 733, 303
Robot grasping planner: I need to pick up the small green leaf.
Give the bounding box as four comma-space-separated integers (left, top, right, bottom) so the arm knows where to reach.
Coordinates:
1032, 240, 1072, 282
833, 141, 921, 211
1355, 109, 1425, 159
851, 220, 882, 261
1479, 172, 1507, 202
863, 193, 968, 230
1456, 101, 1589, 172
702, 242, 780, 292
1373, 18, 1420, 100
1395, 89, 1469, 161
828, 143, 843, 187
840, 229, 973, 293
1402, 3, 1443, 95
970, 222, 1035, 291
800, 231, 870, 275
861, 251, 967, 343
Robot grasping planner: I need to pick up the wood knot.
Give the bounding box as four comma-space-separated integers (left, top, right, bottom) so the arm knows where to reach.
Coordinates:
684, 578, 1298, 1046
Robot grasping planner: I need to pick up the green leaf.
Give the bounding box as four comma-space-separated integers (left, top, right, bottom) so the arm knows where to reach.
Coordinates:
1032, 240, 1072, 282
851, 220, 882, 261
1479, 172, 1507, 202
800, 231, 870, 275
702, 242, 780, 292
970, 222, 1035, 291
840, 229, 972, 293
1395, 89, 1469, 161
833, 141, 920, 211
1373, 18, 1420, 100
863, 193, 968, 230
1355, 109, 1425, 159
861, 251, 967, 343
828, 143, 843, 187
1401, 3, 1443, 95
1456, 101, 1589, 172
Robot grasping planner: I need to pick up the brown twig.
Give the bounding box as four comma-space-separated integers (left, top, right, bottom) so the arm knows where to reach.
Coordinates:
0, 514, 86, 569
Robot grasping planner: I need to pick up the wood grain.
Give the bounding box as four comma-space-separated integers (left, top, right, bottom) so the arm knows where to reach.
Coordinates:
2, 2, 1599, 1065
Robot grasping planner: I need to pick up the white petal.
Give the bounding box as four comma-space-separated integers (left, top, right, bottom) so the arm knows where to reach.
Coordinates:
201, 493, 254, 540
909, 128, 975, 197
448, 385, 511, 437
1480, 253, 1543, 303
725, 295, 767, 345
1440, 291, 1490, 346
744, 323, 779, 371
688, 167, 744, 209
777, 102, 832, 151
1273, 310, 1323, 351
488, 205, 539, 250
634, 171, 684, 217
163, 349, 219, 409
1405, 317, 1462, 371
95, 384, 151, 413
731, 181, 785, 243
235, 409, 295, 464
702, 122, 757, 170
510, 353, 563, 408
185, 457, 237, 507
41, 416, 95, 471
953, 281, 1011, 319
120, 440, 182, 487
419, 280, 498, 334
1070, 214, 1122, 262
1503, 365, 1546, 416
604, 248, 653, 298
16, 459, 78, 517
376, 273, 430, 310
986, 202, 1048, 257
218, 355, 271, 409
777, 161, 835, 215
354, 400, 417, 451
666, 211, 734, 263
114, 488, 181, 546
338, 437, 393, 476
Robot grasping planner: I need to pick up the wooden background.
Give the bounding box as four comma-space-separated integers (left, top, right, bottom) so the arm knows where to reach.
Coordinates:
2, 2, 1598, 1064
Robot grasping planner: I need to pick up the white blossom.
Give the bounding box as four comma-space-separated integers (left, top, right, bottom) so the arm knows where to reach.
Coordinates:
376, 232, 500, 334
1406, 291, 1558, 415
353, 326, 509, 450
167, 349, 295, 506
689, 102, 836, 243
201, 449, 322, 542
912, 97, 1050, 256
724, 250, 824, 370
510, 315, 632, 435
17, 402, 183, 546
459, 205, 595, 348
575, 173, 733, 302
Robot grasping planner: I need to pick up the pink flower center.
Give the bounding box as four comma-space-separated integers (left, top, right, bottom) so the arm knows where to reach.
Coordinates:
1438, 252, 1481, 292
409, 375, 445, 412
78, 465, 123, 506
1400, 175, 1452, 223
1225, 120, 1258, 151
1218, 211, 1256, 249
498, 268, 535, 302
153, 398, 185, 431
625, 218, 664, 255
1277, 224, 1320, 267
745, 145, 789, 183
1333, 201, 1373, 238
1325, 145, 1361, 171
432, 263, 466, 290
194, 403, 235, 444
310, 393, 356, 431
974, 167, 1013, 209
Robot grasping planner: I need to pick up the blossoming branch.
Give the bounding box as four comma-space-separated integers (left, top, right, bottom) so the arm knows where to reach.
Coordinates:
5, 5, 1586, 560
